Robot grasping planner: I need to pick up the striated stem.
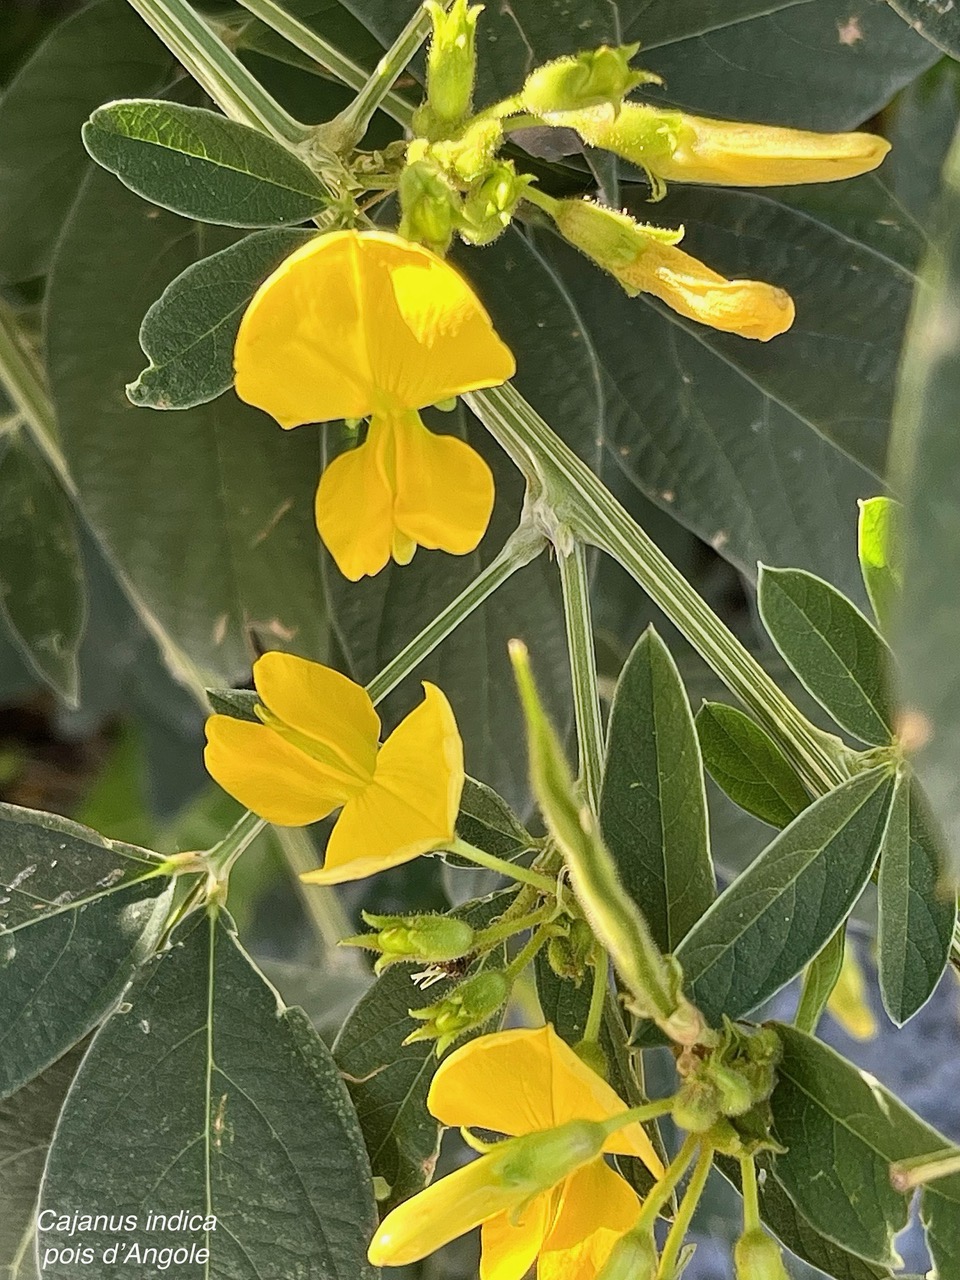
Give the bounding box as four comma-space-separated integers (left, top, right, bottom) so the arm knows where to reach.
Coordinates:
557, 539, 605, 812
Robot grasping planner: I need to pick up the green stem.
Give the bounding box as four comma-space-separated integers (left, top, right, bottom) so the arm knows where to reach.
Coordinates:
273, 825, 354, 948
658, 1143, 714, 1278
504, 920, 553, 980
468, 382, 848, 797
601, 1096, 675, 1134
891, 1147, 960, 1192
449, 837, 557, 895
365, 519, 546, 703
206, 808, 266, 879
557, 538, 605, 812
740, 1154, 761, 1232
233, 0, 415, 133
472, 906, 553, 951
635, 1132, 699, 1232
329, 3, 433, 143
583, 949, 608, 1044
126, 0, 310, 143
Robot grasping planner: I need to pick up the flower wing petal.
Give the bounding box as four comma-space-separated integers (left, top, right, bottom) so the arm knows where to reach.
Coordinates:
203, 715, 343, 825
480, 1193, 554, 1280
315, 425, 396, 582
428, 1026, 663, 1172
537, 1160, 640, 1280
302, 682, 463, 883
253, 652, 379, 777
234, 231, 378, 427
394, 416, 495, 555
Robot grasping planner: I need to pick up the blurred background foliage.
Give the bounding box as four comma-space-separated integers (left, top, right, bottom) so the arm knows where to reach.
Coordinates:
1, 2, 960, 1276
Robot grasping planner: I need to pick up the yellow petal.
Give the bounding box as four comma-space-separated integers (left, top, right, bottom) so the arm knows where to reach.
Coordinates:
658, 113, 891, 187
301, 682, 463, 883
480, 1193, 555, 1280
537, 1160, 641, 1280
394, 413, 495, 556
203, 715, 344, 826
253, 652, 379, 786
428, 1026, 662, 1173
234, 230, 514, 429
367, 1150, 531, 1268
826, 942, 877, 1040
315, 424, 395, 581
620, 241, 794, 342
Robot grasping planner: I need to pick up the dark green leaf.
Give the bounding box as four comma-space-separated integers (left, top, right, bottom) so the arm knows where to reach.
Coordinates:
333, 894, 508, 1209
883, 58, 960, 227
128, 227, 314, 409
40, 911, 377, 1279
770, 1023, 960, 1267
599, 627, 715, 953
456, 777, 535, 860
206, 686, 259, 721
858, 497, 903, 633
46, 170, 328, 683
0, 432, 85, 705
695, 702, 810, 829
0, 0, 169, 283
877, 773, 954, 1026
924, 1178, 960, 1280
758, 565, 894, 744
887, 0, 960, 56
83, 99, 329, 226
794, 926, 845, 1035
891, 121, 960, 885
0, 1045, 87, 1280
0, 804, 170, 1099
674, 768, 893, 1025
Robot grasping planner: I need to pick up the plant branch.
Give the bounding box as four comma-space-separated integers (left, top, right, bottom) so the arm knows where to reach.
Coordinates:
557, 538, 605, 811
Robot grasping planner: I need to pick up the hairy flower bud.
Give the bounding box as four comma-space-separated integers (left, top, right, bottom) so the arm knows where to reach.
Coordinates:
521, 44, 652, 116
418, 0, 483, 137
398, 160, 461, 255
547, 917, 596, 984
734, 1229, 791, 1280
459, 162, 532, 245
405, 969, 509, 1054
341, 911, 475, 973
596, 1227, 659, 1280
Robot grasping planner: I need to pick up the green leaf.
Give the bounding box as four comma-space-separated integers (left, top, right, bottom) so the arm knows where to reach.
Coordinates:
206, 686, 260, 721
82, 99, 329, 227
599, 627, 715, 953
770, 1023, 960, 1268
333, 895, 508, 1209
128, 227, 314, 409
924, 1177, 960, 1280
0, 0, 170, 283
0, 1045, 87, 1280
883, 59, 960, 227
695, 702, 810, 829
674, 768, 893, 1025
0, 804, 170, 1099
46, 170, 328, 683
858, 497, 903, 633
40, 911, 377, 1279
456, 777, 535, 860
887, 0, 960, 56
877, 773, 954, 1026
758, 565, 894, 745
0, 432, 85, 706
794, 926, 846, 1035
890, 121, 960, 885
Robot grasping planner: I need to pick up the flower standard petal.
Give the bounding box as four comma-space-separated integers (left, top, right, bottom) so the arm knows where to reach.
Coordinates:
480, 1193, 555, 1280
203, 716, 347, 826
428, 1025, 663, 1173
536, 1160, 641, 1280
301, 682, 463, 884
314, 424, 397, 581
393, 413, 495, 555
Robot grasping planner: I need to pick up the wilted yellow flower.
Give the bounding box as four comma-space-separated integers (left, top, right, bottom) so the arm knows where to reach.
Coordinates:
369, 1025, 664, 1277
826, 941, 877, 1040
551, 198, 793, 341
234, 230, 514, 580
557, 103, 890, 188
203, 652, 463, 882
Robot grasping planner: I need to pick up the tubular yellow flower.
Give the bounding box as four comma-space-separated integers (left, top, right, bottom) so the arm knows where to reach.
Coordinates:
233, 230, 515, 580
369, 1025, 664, 1277
558, 103, 890, 188
203, 652, 463, 882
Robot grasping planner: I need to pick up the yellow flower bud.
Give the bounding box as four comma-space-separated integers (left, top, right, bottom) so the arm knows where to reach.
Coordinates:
558, 102, 890, 189
734, 1228, 791, 1280
552, 198, 794, 341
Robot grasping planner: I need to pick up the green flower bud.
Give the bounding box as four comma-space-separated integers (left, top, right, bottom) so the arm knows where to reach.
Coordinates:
596, 1226, 658, 1279
673, 1077, 722, 1133
712, 1064, 755, 1119
418, 0, 483, 137
552, 198, 683, 272
342, 911, 475, 973
734, 1229, 790, 1280
521, 44, 655, 116
546, 918, 595, 984
398, 160, 461, 255
433, 117, 503, 183
405, 969, 509, 1054
459, 162, 533, 246
499, 1118, 609, 1194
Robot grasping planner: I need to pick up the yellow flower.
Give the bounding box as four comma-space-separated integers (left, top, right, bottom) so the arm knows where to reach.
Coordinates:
368, 1024, 664, 1278
203, 651, 463, 882
233, 229, 515, 580
826, 942, 877, 1040
558, 103, 890, 188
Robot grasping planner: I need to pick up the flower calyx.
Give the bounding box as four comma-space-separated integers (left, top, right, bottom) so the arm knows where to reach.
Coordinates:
546, 916, 595, 985
734, 1228, 791, 1280
405, 968, 510, 1055
673, 1021, 783, 1142
341, 910, 475, 974
416, 0, 483, 140
521, 43, 658, 118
